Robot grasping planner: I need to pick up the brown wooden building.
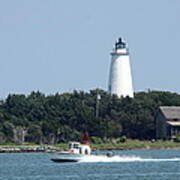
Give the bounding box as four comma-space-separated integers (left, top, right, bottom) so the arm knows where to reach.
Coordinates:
156, 106, 180, 139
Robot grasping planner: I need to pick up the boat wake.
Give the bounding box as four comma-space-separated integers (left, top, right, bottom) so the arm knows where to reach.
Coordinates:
79, 155, 180, 163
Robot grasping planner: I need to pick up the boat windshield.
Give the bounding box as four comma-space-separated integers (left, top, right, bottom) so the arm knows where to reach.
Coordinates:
69, 143, 80, 149
73, 144, 79, 149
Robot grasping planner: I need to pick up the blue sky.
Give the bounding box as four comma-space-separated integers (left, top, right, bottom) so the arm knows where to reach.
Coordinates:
0, 0, 180, 98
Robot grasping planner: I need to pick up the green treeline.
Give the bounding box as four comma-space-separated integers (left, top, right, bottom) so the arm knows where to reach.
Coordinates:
1, 89, 180, 144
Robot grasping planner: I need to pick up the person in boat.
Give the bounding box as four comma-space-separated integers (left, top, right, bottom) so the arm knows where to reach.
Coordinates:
81, 131, 91, 146
106, 151, 114, 157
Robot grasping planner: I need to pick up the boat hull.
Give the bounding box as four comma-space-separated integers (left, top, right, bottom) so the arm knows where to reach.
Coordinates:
50, 152, 88, 163
51, 158, 78, 163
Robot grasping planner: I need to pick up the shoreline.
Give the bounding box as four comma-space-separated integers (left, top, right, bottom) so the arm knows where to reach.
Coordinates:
1, 141, 180, 153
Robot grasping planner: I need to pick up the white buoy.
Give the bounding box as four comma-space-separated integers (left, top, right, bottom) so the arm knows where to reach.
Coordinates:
108, 38, 134, 98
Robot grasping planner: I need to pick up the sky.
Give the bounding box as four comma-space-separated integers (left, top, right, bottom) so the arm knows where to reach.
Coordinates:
0, 0, 180, 98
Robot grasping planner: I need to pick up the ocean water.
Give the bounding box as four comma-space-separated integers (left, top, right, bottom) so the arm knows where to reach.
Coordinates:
0, 149, 180, 180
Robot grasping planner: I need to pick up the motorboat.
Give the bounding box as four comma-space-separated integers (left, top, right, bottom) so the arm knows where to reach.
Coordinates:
50, 132, 92, 162
50, 132, 115, 163
51, 141, 91, 163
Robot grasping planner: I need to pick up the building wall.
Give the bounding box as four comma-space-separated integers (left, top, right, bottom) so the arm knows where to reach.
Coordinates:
156, 111, 167, 139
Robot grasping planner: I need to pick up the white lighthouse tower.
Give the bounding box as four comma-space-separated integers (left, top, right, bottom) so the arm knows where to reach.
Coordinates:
108, 37, 134, 98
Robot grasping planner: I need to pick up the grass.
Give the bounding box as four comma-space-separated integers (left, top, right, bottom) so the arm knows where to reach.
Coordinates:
0, 142, 38, 147
91, 140, 180, 150
1, 140, 180, 150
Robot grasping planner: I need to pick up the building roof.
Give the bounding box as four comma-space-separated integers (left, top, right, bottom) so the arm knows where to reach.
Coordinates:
160, 106, 180, 119
167, 121, 180, 126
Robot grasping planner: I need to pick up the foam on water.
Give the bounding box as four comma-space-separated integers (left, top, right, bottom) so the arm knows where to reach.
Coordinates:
79, 155, 180, 163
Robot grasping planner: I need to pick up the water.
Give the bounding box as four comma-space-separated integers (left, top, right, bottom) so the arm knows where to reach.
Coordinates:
0, 149, 180, 180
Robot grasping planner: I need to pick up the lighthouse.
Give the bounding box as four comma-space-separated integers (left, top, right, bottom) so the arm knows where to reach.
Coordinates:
108, 38, 134, 98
